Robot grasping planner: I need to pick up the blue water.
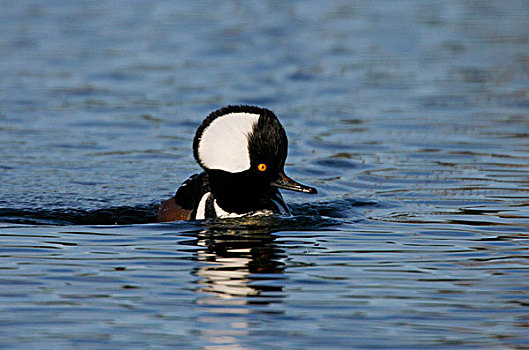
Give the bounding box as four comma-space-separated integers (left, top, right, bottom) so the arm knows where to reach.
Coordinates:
2, 1, 529, 348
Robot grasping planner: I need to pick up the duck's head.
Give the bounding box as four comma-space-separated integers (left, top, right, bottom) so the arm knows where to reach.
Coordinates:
193, 105, 316, 208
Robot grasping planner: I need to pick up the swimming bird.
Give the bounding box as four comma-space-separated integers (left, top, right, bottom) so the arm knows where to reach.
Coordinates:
157, 105, 317, 221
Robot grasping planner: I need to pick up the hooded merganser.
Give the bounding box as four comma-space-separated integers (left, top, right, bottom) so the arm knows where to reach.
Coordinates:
157, 105, 317, 221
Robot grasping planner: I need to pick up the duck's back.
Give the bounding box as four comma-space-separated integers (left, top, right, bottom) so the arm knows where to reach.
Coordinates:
157, 172, 210, 221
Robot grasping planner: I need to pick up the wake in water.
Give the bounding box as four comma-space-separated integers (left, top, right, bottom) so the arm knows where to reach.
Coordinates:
0, 204, 159, 225
0, 198, 374, 226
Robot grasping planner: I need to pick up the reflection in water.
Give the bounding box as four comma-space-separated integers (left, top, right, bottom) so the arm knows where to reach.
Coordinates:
191, 218, 286, 299
194, 230, 284, 298
188, 218, 287, 348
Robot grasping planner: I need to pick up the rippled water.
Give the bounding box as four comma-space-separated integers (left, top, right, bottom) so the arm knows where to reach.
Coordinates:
2, 1, 529, 348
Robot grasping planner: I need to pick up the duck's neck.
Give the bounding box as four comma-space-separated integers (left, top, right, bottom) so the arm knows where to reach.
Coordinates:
207, 171, 274, 214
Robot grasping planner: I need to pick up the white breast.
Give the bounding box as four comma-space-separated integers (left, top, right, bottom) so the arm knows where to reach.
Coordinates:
213, 200, 244, 219
195, 192, 211, 220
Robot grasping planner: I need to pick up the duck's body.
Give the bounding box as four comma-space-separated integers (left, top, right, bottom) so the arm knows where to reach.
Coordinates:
157, 171, 290, 221
157, 105, 316, 222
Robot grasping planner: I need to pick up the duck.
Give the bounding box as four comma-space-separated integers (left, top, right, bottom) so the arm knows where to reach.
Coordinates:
157, 105, 317, 221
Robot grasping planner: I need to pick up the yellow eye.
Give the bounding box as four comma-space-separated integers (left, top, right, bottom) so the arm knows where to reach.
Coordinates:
257, 163, 267, 172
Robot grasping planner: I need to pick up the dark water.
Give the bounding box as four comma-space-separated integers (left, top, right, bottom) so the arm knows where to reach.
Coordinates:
2, 1, 529, 348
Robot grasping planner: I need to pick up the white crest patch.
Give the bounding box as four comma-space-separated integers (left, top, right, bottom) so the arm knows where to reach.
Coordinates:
198, 112, 260, 173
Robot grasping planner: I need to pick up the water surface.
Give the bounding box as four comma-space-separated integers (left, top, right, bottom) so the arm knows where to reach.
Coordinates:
1, 1, 529, 348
